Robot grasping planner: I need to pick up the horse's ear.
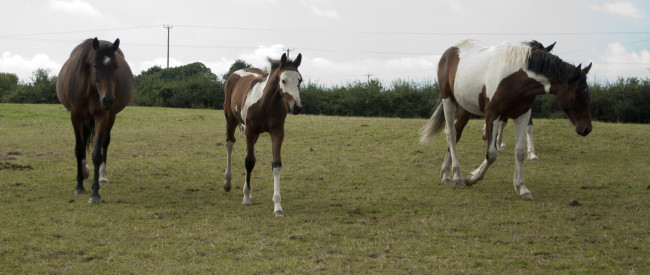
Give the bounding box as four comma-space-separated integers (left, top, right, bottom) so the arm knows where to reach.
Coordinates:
112, 38, 120, 51
92, 37, 100, 50
280, 53, 287, 65
571, 63, 582, 80
294, 53, 302, 67
582, 62, 592, 74
545, 41, 556, 52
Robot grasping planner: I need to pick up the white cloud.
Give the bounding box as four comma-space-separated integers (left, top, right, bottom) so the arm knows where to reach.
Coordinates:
443, 0, 464, 14
304, 55, 438, 85
590, 1, 644, 21
310, 6, 341, 20
49, 0, 101, 17
593, 42, 650, 80
238, 44, 287, 69
0, 52, 61, 82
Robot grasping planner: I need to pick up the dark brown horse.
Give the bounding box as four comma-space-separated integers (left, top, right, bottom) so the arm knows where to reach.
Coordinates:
57, 38, 133, 204
223, 53, 302, 216
421, 40, 592, 198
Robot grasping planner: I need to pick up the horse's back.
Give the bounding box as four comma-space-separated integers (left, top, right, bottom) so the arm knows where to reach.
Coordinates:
224, 68, 265, 116
443, 40, 530, 115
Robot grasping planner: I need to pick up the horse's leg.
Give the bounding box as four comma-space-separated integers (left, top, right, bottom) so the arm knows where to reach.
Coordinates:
270, 130, 284, 216
98, 115, 115, 186
72, 117, 87, 194
526, 116, 538, 161
223, 118, 237, 192
497, 118, 507, 152
441, 98, 464, 188
242, 130, 258, 205
513, 110, 533, 198
466, 115, 500, 185
441, 108, 470, 185
88, 114, 109, 204
81, 120, 91, 180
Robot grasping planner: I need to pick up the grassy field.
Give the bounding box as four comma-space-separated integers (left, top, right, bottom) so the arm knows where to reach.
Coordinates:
1, 103, 648, 273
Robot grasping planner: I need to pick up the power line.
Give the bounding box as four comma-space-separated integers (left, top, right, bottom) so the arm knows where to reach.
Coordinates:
174, 24, 650, 37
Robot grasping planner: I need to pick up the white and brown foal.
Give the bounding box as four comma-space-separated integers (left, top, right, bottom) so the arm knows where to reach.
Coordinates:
223, 53, 302, 216
421, 40, 592, 198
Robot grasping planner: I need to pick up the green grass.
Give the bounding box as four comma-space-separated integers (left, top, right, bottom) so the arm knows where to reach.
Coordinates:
1, 103, 649, 273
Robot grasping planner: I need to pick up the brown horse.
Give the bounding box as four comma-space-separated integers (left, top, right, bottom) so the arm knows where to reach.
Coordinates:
421, 40, 592, 198
57, 38, 134, 204
223, 53, 302, 216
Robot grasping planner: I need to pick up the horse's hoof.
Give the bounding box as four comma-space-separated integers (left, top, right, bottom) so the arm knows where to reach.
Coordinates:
99, 178, 109, 185
274, 210, 284, 217
88, 196, 101, 204
453, 180, 466, 189
440, 178, 452, 185
223, 180, 232, 192
74, 189, 86, 195
520, 193, 533, 199
528, 155, 539, 162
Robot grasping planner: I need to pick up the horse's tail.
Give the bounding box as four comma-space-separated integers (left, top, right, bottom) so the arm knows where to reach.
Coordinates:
84, 119, 95, 152
419, 98, 445, 144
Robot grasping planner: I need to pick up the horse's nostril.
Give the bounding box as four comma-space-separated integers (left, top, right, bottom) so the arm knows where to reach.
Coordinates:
102, 96, 115, 109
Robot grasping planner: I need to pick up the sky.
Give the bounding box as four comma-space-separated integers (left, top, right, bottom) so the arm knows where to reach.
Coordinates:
0, 0, 649, 86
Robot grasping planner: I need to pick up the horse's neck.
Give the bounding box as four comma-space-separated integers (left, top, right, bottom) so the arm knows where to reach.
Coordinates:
259, 77, 282, 108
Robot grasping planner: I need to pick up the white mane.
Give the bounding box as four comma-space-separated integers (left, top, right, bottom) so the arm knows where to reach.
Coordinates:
496, 42, 531, 68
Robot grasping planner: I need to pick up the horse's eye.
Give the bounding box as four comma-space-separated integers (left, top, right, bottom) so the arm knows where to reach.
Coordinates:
282, 80, 286, 84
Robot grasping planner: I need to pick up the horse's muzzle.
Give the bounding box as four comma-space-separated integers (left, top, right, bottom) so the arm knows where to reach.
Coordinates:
577, 126, 591, 136
291, 104, 302, 115
101, 95, 115, 110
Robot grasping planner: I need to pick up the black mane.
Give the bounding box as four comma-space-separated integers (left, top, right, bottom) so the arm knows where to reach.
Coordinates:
526, 48, 577, 83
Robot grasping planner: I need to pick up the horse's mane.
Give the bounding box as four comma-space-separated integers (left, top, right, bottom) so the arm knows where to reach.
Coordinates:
497, 42, 531, 68
526, 48, 576, 83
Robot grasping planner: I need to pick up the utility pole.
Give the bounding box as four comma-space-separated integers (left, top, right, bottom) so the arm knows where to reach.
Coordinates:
366, 73, 373, 82
283, 48, 294, 58
163, 25, 173, 68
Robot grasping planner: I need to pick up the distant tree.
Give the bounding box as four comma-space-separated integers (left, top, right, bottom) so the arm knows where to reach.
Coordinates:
0, 72, 19, 102
222, 59, 252, 81
133, 62, 225, 109
2, 69, 57, 104
31, 68, 58, 103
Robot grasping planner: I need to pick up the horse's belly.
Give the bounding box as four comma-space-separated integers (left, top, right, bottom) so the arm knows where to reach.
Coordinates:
453, 81, 484, 115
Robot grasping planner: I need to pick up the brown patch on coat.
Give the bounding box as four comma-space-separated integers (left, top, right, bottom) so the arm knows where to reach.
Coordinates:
437, 47, 460, 102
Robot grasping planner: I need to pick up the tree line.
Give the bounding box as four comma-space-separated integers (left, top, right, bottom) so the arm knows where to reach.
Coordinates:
1, 63, 649, 123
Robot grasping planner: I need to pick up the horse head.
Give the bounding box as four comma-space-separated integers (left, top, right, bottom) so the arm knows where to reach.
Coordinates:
274, 53, 303, 114
556, 63, 593, 136
90, 37, 121, 110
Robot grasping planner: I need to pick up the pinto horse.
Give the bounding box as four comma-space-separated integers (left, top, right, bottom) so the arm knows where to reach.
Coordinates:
223, 53, 302, 216
481, 40, 557, 161
57, 38, 133, 204
421, 40, 592, 198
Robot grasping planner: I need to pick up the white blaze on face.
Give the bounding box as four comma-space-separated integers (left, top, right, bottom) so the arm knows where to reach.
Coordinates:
241, 73, 268, 123
103, 56, 111, 66
279, 71, 302, 106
